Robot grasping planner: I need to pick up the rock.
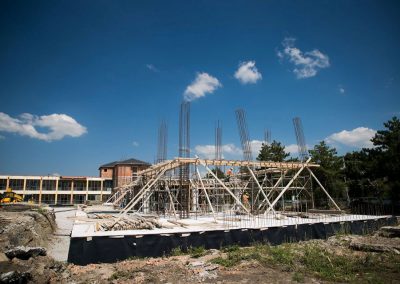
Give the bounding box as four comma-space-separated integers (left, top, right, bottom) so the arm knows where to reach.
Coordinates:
349, 241, 400, 253
0, 253, 9, 263
377, 226, 400, 238
189, 261, 205, 267
0, 271, 31, 284
5, 246, 47, 260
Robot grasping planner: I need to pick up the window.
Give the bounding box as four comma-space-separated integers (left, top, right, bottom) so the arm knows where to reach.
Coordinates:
26, 179, 39, 191
9, 179, 24, 191
88, 180, 101, 191
104, 169, 107, 172
0, 179, 7, 190
59, 180, 72, 191
42, 180, 56, 191
74, 181, 86, 191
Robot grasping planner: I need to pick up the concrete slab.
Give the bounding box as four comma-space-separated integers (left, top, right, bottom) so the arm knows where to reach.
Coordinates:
47, 207, 77, 262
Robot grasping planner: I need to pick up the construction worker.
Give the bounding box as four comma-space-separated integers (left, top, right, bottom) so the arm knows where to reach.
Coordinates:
226, 168, 234, 181
242, 192, 250, 209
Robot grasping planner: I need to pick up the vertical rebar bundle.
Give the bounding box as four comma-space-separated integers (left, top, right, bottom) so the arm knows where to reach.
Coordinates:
235, 109, 253, 161
293, 117, 308, 162
157, 120, 168, 163
179, 101, 190, 217
215, 121, 222, 160
264, 128, 271, 145
179, 101, 190, 165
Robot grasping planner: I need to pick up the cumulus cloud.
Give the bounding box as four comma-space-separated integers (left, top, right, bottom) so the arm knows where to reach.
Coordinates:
146, 64, 159, 72
326, 127, 376, 148
132, 141, 139, 147
195, 143, 242, 159
277, 37, 330, 79
0, 112, 87, 142
196, 141, 304, 160
285, 144, 299, 155
184, 72, 222, 102
234, 61, 262, 84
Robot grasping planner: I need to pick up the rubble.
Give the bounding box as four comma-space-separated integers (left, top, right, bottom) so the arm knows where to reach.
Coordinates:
99, 214, 163, 231
5, 246, 47, 260
0, 271, 31, 284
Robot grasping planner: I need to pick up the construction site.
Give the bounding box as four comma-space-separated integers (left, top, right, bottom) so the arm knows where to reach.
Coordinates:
1, 103, 399, 283
62, 104, 397, 265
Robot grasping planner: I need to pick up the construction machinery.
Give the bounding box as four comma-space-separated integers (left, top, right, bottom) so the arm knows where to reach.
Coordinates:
0, 188, 24, 203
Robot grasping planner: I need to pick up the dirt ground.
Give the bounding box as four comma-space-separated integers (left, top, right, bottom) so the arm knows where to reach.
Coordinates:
1, 206, 399, 284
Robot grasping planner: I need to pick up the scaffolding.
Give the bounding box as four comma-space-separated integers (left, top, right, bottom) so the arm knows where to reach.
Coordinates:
106, 157, 342, 229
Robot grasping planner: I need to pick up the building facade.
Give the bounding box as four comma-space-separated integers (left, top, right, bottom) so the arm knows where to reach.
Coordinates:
99, 158, 151, 187
0, 175, 113, 205
0, 157, 151, 205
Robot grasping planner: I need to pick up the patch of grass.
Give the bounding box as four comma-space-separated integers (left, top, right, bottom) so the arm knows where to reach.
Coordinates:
36, 207, 48, 214
188, 246, 207, 258
265, 244, 296, 267
292, 271, 305, 283
211, 245, 262, 267
210, 241, 400, 283
221, 244, 240, 253
126, 255, 146, 261
300, 244, 355, 282
170, 247, 185, 256
108, 269, 136, 280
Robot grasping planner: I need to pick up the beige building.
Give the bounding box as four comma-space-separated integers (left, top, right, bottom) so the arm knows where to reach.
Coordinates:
0, 157, 151, 205
0, 175, 113, 205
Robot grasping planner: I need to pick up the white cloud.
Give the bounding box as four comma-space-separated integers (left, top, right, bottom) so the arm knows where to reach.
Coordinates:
278, 37, 330, 79
234, 61, 262, 84
195, 143, 242, 159
132, 141, 139, 147
326, 127, 376, 148
285, 144, 299, 155
183, 72, 222, 102
146, 64, 159, 72
196, 141, 305, 160
0, 112, 87, 142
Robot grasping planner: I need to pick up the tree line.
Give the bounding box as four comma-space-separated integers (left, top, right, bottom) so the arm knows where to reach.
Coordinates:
257, 117, 400, 211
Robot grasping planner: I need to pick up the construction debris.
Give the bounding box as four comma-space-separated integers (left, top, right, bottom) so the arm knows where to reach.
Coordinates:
5, 246, 47, 260
0, 271, 31, 284
99, 214, 163, 231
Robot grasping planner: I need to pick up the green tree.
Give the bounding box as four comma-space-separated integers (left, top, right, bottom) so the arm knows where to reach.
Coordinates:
257, 140, 290, 162
342, 117, 400, 209
370, 117, 400, 202
343, 150, 381, 199
309, 141, 346, 201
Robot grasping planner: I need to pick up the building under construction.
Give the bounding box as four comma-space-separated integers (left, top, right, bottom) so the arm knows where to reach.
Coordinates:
67, 104, 396, 264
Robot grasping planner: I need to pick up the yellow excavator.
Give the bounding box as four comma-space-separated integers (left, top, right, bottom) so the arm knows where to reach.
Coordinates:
0, 188, 24, 203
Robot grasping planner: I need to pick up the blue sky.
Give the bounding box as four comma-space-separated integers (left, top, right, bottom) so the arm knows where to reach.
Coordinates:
0, 0, 399, 176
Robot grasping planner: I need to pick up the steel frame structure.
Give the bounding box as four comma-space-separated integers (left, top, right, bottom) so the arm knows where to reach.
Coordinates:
106, 157, 341, 228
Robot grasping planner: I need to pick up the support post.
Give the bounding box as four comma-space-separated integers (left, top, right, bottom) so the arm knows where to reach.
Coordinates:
196, 168, 217, 222
265, 157, 312, 214
306, 167, 341, 211
198, 158, 250, 214
55, 178, 59, 205
246, 166, 276, 214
